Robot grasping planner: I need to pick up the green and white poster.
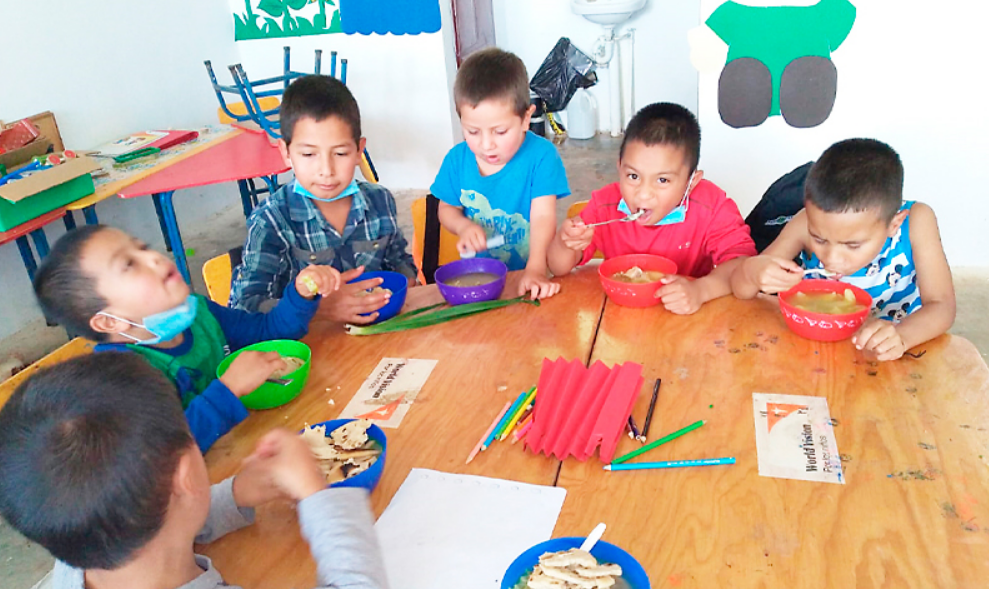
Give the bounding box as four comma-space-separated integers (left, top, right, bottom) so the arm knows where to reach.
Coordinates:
690, 0, 857, 128
231, 0, 442, 40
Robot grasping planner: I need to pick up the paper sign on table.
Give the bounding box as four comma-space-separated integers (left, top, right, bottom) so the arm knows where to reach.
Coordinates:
339, 358, 437, 428
375, 469, 566, 589
752, 392, 844, 484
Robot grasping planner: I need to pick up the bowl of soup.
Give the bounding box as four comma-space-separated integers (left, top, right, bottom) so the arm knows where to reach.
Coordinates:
435, 258, 508, 306
501, 537, 650, 589
598, 254, 678, 308
779, 279, 872, 341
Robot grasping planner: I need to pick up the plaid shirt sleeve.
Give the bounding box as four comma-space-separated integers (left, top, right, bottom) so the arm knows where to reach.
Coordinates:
229, 202, 293, 312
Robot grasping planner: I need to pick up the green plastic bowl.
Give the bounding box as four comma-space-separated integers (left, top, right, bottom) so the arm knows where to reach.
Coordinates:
216, 340, 311, 410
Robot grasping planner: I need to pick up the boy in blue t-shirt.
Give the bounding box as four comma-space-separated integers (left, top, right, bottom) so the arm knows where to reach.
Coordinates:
431, 48, 570, 300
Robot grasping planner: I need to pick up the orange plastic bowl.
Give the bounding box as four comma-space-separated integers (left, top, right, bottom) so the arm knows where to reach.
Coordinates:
598, 254, 678, 308
779, 279, 873, 342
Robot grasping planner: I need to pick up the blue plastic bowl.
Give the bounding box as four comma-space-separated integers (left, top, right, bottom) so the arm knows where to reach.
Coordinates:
348, 271, 408, 323
501, 537, 650, 589
434, 258, 508, 306
301, 419, 387, 492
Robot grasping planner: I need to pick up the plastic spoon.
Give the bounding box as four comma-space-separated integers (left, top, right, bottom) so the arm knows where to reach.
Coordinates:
461, 235, 506, 259
585, 210, 644, 228
579, 522, 607, 552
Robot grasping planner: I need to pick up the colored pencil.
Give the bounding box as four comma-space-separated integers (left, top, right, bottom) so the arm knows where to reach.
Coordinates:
485, 392, 525, 449
511, 419, 534, 444
604, 457, 735, 471
512, 413, 534, 441
626, 415, 642, 441
611, 420, 706, 465
494, 388, 531, 441
499, 386, 537, 441
641, 378, 661, 441
467, 401, 510, 464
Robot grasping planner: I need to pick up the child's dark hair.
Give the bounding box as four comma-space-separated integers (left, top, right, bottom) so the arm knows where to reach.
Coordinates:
33, 225, 110, 341
454, 48, 530, 117
0, 353, 194, 570
280, 75, 361, 145
805, 138, 904, 223
620, 103, 702, 172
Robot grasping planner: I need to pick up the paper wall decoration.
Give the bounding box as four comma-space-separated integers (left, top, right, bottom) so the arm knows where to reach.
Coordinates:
232, 0, 441, 40
690, 0, 857, 128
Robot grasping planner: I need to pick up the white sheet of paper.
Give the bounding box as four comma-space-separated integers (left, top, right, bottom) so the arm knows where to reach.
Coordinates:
375, 469, 567, 589
339, 358, 437, 428
753, 392, 844, 484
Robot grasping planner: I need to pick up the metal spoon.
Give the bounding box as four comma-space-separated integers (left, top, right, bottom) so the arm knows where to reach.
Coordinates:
803, 268, 840, 278
265, 377, 293, 386
585, 210, 644, 228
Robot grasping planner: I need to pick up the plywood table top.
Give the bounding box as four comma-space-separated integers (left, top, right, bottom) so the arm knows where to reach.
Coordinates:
201, 269, 605, 588
555, 281, 989, 589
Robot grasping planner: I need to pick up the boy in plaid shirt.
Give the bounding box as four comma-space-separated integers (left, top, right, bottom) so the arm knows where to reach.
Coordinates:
230, 76, 416, 323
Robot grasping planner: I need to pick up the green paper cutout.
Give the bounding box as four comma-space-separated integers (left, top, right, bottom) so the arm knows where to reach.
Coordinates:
706, 0, 856, 125
234, 0, 343, 41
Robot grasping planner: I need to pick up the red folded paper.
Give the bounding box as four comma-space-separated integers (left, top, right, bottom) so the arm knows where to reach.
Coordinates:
525, 357, 643, 462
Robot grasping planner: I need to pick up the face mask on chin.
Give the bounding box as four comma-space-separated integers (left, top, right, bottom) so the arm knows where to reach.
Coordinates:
98, 295, 198, 345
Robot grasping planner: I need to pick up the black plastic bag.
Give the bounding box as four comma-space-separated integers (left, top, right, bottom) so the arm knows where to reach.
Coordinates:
529, 38, 597, 113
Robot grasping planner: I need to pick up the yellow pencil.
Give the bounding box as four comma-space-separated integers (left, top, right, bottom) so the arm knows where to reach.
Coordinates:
499, 386, 537, 441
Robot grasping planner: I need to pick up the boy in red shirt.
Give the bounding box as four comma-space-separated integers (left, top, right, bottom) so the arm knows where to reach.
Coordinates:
548, 103, 756, 314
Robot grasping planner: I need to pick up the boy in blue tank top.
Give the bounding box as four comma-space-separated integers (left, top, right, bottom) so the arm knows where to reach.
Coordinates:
732, 139, 955, 361
431, 48, 571, 300
33, 225, 341, 451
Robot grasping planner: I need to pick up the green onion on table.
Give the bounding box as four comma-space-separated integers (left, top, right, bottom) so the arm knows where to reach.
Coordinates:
346, 296, 540, 336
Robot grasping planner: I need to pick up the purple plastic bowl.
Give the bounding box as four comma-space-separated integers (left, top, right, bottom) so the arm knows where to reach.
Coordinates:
434, 258, 508, 306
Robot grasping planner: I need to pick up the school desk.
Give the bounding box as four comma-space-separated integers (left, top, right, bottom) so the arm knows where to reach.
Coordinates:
117, 131, 288, 286
63, 126, 241, 228
200, 269, 605, 589
0, 207, 67, 282
198, 267, 989, 589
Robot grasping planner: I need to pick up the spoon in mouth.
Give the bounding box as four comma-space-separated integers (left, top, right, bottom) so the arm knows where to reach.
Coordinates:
586, 210, 645, 228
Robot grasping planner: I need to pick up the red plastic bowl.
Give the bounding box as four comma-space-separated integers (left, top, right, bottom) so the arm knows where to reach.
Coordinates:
598, 254, 678, 308
779, 279, 873, 342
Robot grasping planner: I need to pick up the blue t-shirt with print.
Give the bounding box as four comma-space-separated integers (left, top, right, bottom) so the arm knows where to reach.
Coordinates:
430, 131, 571, 270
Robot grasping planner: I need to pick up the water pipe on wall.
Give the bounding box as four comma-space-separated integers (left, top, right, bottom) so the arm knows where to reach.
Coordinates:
590, 26, 636, 137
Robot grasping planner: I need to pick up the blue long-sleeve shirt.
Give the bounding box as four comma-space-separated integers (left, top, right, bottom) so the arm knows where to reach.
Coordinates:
95, 286, 319, 451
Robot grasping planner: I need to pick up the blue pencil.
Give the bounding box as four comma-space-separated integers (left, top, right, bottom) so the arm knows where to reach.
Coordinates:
482, 392, 526, 450
603, 457, 736, 471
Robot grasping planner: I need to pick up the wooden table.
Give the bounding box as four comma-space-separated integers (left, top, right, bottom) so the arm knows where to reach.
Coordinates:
201, 270, 606, 588
555, 286, 989, 588
201, 266, 989, 589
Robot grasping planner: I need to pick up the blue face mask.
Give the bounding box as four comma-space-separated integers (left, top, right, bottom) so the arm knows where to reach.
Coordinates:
294, 179, 360, 203
618, 172, 696, 226
100, 295, 198, 345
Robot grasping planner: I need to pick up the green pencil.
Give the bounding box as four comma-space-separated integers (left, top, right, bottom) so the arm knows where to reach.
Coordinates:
611, 420, 706, 465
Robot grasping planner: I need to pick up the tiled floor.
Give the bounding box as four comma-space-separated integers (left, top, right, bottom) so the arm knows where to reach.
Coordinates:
2, 133, 988, 588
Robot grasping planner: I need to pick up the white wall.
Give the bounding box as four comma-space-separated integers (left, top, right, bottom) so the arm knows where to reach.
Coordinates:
0, 0, 246, 343
696, 0, 989, 266
0, 1, 460, 346
234, 4, 460, 189
493, 0, 700, 130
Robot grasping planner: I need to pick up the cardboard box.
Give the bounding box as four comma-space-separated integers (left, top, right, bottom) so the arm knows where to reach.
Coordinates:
0, 135, 56, 172
0, 112, 64, 172
0, 156, 100, 231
